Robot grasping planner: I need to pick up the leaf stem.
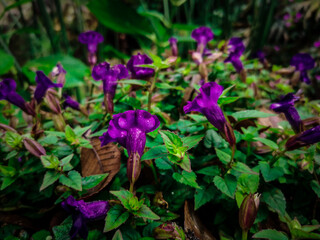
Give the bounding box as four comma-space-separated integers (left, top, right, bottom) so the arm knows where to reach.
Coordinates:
242, 230, 248, 240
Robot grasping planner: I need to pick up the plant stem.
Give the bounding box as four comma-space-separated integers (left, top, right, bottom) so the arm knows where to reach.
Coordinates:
242, 230, 248, 240
163, 0, 170, 22
149, 161, 159, 183
54, 0, 70, 53
147, 70, 159, 112
129, 182, 134, 193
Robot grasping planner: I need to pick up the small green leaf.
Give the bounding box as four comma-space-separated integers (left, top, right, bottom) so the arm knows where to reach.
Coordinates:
5, 131, 23, 148
262, 188, 286, 217
253, 229, 288, 240
254, 137, 279, 150
59, 170, 82, 191
172, 171, 200, 188
52, 216, 73, 240
104, 205, 130, 232
196, 166, 220, 176
213, 174, 237, 198
218, 96, 240, 106
120, 79, 148, 86
232, 162, 257, 175
215, 148, 231, 164
194, 185, 215, 210
155, 157, 173, 170
59, 154, 74, 167
1, 176, 16, 190
82, 173, 109, 190
112, 230, 123, 240
238, 173, 260, 194
310, 180, 320, 198
159, 130, 184, 156
181, 135, 204, 150
110, 190, 134, 210
167, 154, 191, 172
40, 155, 60, 169
259, 162, 284, 182
134, 205, 160, 220
40, 171, 60, 191
65, 125, 76, 143
141, 145, 168, 161
231, 110, 275, 120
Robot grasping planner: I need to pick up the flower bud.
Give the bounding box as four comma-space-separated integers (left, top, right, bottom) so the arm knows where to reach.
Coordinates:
239, 193, 260, 231
154, 222, 185, 240
127, 152, 141, 186
23, 138, 46, 158
222, 122, 236, 147
45, 89, 61, 114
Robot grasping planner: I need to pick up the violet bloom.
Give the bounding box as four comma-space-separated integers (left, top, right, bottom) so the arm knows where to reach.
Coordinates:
290, 53, 315, 84
126, 53, 154, 79
34, 71, 62, 103
191, 26, 214, 53
63, 94, 80, 111
184, 82, 235, 146
270, 93, 303, 133
169, 37, 178, 56
92, 62, 128, 113
51, 63, 67, 86
78, 31, 104, 66
0, 78, 34, 116
286, 125, 320, 150
61, 195, 109, 239
314, 41, 320, 48
224, 37, 245, 73
100, 110, 160, 185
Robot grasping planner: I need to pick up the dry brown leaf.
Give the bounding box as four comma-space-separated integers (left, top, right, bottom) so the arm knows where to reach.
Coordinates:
81, 138, 121, 197
184, 201, 216, 240
257, 108, 283, 128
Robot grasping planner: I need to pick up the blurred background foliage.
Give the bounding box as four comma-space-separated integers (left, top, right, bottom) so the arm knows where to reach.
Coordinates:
0, 0, 320, 85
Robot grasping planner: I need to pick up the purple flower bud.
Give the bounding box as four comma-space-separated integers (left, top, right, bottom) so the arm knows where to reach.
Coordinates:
169, 37, 178, 56
224, 37, 245, 73
126, 53, 155, 79
184, 82, 235, 146
51, 63, 67, 86
62, 195, 109, 239
63, 94, 80, 111
270, 93, 303, 133
0, 78, 35, 116
286, 125, 320, 150
191, 26, 214, 53
239, 193, 260, 231
78, 31, 104, 54
290, 53, 315, 84
154, 222, 185, 239
23, 138, 46, 157
34, 71, 62, 103
295, 12, 302, 22
314, 41, 320, 48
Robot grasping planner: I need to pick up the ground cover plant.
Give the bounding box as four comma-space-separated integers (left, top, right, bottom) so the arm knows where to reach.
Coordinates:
1, 1, 320, 240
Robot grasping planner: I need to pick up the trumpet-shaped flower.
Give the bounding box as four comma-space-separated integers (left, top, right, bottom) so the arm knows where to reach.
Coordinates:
63, 94, 80, 111
126, 53, 154, 79
61, 195, 109, 239
224, 37, 245, 73
78, 31, 104, 54
270, 93, 303, 133
290, 53, 315, 84
184, 82, 235, 146
0, 78, 34, 116
286, 125, 320, 150
34, 71, 62, 103
191, 26, 214, 53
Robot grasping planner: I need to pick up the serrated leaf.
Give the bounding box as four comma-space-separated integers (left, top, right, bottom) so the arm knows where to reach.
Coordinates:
181, 135, 204, 150
110, 190, 134, 210
52, 216, 72, 240
231, 110, 276, 120
238, 173, 260, 194
259, 162, 284, 182
232, 162, 257, 175
40, 171, 60, 191
141, 145, 168, 161
104, 205, 129, 232
172, 171, 200, 188
82, 173, 109, 190
262, 188, 286, 217
215, 148, 231, 164
65, 125, 76, 143
155, 157, 173, 170
254, 137, 279, 150
196, 166, 220, 176
59, 154, 74, 167
134, 205, 160, 220
194, 185, 215, 210
59, 170, 82, 191
5, 131, 23, 148
40, 155, 60, 169
253, 229, 288, 240
213, 175, 237, 198
167, 154, 191, 172
159, 130, 185, 156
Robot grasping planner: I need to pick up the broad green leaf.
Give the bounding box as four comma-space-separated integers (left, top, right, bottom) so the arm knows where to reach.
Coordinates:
181, 135, 204, 150
194, 185, 216, 210
231, 110, 275, 120
81, 173, 109, 190
167, 154, 191, 172
213, 175, 237, 198
0, 165, 15, 177
204, 129, 228, 149
112, 230, 123, 240
254, 137, 279, 150
104, 205, 130, 232
259, 162, 284, 182
232, 162, 257, 175
40, 171, 60, 191
291, 229, 320, 239
0, 176, 16, 190
0, 50, 14, 75
218, 97, 240, 106
237, 173, 260, 194
215, 148, 231, 164
22, 54, 90, 88
172, 171, 200, 189
5, 131, 22, 148
40, 155, 60, 169
141, 145, 168, 161
120, 79, 148, 86
110, 190, 134, 210
262, 188, 286, 217
59, 170, 82, 191
59, 154, 74, 167
134, 205, 160, 220
159, 130, 184, 155
65, 125, 76, 143
155, 157, 173, 170
253, 229, 288, 240
196, 166, 220, 176
310, 180, 320, 198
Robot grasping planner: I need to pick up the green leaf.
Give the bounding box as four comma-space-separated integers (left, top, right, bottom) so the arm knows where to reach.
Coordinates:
5, 131, 22, 148
232, 162, 257, 175
59, 170, 82, 191
238, 173, 260, 194
1, 176, 16, 190
254, 137, 279, 150
213, 175, 237, 198
220, 84, 235, 97
218, 96, 240, 106
291, 228, 320, 239
22, 54, 90, 88
196, 166, 220, 176
172, 171, 200, 189
134, 205, 160, 220
262, 188, 286, 217
104, 205, 130, 232
110, 190, 134, 210
159, 130, 185, 156
82, 173, 109, 190
259, 162, 284, 182
40, 171, 60, 191
0, 50, 14, 75
155, 157, 173, 170
253, 229, 288, 240
120, 79, 148, 86
231, 110, 276, 120
311, 180, 320, 198
155, 82, 184, 90
141, 145, 168, 161
204, 129, 228, 149
52, 216, 72, 240
167, 154, 191, 172
194, 185, 215, 210
215, 148, 231, 164
181, 135, 204, 150
59, 154, 74, 167
40, 155, 60, 169
31, 230, 51, 240
112, 230, 123, 240
65, 125, 76, 143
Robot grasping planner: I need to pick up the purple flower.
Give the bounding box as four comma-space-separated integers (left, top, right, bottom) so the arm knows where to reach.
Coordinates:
61, 196, 109, 239
92, 62, 128, 113
254, 50, 266, 64
314, 41, 320, 48
184, 82, 235, 146
290, 53, 315, 84
78, 31, 104, 54
283, 13, 290, 21
270, 93, 303, 133
63, 94, 80, 110
100, 110, 160, 184
126, 53, 154, 79
169, 37, 178, 56
34, 71, 62, 103
0, 78, 34, 116
51, 63, 67, 86
191, 26, 214, 53
295, 12, 302, 22
224, 37, 245, 73
286, 125, 320, 150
